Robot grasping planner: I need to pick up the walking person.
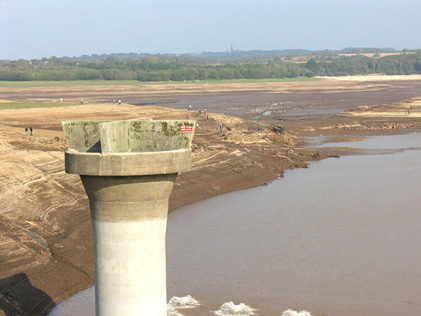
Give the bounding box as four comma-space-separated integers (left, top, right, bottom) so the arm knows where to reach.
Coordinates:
25, 127, 28, 136
30, 127, 33, 136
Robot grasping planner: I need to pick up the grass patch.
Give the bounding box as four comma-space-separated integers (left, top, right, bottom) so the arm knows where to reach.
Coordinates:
0, 102, 81, 110
0, 77, 321, 88
0, 80, 141, 88
166, 77, 321, 84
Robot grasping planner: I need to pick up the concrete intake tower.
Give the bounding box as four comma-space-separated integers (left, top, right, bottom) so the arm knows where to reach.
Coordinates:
63, 118, 195, 316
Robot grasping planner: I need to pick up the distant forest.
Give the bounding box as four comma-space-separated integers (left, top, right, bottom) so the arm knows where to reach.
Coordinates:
1, 48, 421, 82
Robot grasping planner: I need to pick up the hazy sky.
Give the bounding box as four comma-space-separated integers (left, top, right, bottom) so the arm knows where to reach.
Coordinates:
1, 0, 420, 60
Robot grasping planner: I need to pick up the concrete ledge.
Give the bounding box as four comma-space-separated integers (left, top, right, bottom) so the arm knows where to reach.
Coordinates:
65, 149, 192, 176
89, 200, 169, 222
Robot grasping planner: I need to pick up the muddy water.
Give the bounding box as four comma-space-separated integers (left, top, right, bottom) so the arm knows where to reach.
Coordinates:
318, 132, 421, 150
50, 133, 421, 316
166, 133, 421, 316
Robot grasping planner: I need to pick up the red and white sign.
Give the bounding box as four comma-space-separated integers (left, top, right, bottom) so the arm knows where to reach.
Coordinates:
180, 125, 193, 132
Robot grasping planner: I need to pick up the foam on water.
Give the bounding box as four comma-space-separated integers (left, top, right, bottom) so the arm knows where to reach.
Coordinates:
214, 301, 256, 316
167, 304, 183, 316
168, 295, 200, 308
281, 309, 313, 316
167, 295, 200, 316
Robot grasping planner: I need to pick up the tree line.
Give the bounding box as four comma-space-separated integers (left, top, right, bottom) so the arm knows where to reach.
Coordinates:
60, 47, 397, 60
1, 52, 421, 82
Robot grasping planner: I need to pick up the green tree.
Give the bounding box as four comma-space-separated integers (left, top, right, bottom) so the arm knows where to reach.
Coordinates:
305, 59, 320, 73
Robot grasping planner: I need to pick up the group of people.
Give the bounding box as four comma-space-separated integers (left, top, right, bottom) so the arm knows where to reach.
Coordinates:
187, 105, 215, 129
25, 127, 33, 136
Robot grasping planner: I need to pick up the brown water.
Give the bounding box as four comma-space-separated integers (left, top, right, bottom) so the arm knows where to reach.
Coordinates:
50, 133, 421, 316
166, 133, 421, 316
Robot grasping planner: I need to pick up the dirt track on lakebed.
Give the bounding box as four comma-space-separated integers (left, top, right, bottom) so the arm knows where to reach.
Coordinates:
0, 77, 421, 316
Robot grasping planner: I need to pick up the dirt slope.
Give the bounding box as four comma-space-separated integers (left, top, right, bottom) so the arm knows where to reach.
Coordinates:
0, 104, 324, 316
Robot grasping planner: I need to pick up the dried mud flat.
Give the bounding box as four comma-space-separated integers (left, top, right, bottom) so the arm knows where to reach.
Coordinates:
0, 77, 420, 316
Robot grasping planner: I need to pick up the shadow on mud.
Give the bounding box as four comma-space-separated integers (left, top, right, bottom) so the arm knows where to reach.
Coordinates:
0, 273, 55, 316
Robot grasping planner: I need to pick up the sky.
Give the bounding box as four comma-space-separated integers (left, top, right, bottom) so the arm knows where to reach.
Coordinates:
1, 0, 421, 60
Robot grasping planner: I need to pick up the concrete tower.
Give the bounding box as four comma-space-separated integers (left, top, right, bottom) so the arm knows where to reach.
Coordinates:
63, 118, 195, 316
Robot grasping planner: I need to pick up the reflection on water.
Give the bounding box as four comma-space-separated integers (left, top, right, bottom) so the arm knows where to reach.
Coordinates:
50, 133, 421, 316
49, 287, 94, 316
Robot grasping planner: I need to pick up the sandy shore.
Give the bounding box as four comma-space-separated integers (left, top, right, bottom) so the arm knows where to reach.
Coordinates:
0, 78, 420, 316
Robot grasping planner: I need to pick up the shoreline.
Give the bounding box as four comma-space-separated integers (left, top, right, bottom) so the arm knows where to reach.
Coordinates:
0, 80, 420, 316
0, 103, 326, 316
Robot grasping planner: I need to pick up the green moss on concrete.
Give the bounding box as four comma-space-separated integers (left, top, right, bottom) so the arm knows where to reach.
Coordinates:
62, 120, 106, 152
63, 118, 196, 153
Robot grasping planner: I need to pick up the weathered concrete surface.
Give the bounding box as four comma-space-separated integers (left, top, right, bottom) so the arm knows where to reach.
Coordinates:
65, 150, 192, 176
100, 119, 194, 153
62, 120, 105, 153
81, 174, 176, 316
62, 118, 194, 153
63, 118, 195, 316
